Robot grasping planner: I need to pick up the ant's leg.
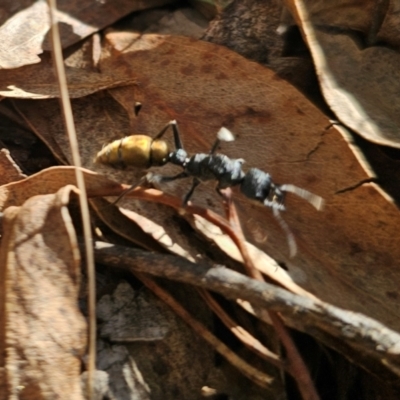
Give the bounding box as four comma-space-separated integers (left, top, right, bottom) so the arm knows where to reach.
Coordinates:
153, 120, 185, 151
183, 178, 201, 205
171, 120, 184, 150
215, 186, 235, 210
215, 185, 226, 199
151, 171, 189, 184
112, 172, 188, 206
152, 172, 199, 206
111, 174, 149, 206
272, 207, 297, 258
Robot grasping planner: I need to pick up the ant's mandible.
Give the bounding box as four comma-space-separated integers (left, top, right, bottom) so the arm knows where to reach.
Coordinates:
95, 121, 324, 256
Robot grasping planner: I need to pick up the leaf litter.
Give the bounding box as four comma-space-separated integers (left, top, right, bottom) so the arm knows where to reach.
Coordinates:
1, 1, 400, 398
10, 31, 400, 333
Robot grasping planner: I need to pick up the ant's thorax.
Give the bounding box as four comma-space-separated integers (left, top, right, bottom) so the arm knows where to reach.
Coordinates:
168, 148, 188, 167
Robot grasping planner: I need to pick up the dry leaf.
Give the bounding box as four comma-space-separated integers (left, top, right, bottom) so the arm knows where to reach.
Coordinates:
0, 0, 49, 69
377, 1, 400, 48
0, 149, 26, 185
0, 0, 176, 69
285, 0, 400, 147
92, 33, 400, 332
0, 53, 136, 99
90, 197, 188, 256
204, 0, 285, 63
287, 0, 377, 35
118, 206, 198, 260
0, 185, 87, 399
130, 6, 209, 38
0, 166, 122, 210
283, 0, 400, 48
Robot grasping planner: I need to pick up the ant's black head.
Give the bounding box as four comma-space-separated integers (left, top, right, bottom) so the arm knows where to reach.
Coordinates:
266, 185, 286, 211
169, 148, 188, 167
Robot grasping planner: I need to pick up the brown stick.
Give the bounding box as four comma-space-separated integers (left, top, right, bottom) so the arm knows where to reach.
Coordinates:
92, 241, 400, 379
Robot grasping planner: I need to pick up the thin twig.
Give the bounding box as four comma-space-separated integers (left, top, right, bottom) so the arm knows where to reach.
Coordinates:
47, 2, 96, 398
198, 289, 282, 367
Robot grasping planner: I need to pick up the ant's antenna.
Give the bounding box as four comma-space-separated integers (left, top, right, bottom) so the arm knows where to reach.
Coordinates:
217, 127, 235, 142
210, 127, 235, 154
279, 184, 324, 211
272, 206, 297, 257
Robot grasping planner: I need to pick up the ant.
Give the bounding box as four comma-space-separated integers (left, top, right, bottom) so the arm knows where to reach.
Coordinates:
95, 120, 324, 256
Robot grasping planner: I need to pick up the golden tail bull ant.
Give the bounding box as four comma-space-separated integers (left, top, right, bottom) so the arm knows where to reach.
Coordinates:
94, 121, 324, 256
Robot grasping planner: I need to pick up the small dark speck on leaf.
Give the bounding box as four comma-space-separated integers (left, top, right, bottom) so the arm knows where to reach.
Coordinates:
201, 64, 213, 74
216, 72, 228, 80
296, 107, 305, 116
386, 291, 398, 300
349, 241, 363, 256
202, 52, 214, 60
180, 64, 195, 76
160, 59, 170, 67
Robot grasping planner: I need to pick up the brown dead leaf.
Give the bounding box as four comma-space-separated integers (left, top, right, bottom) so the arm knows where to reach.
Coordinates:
92, 33, 400, 332
0, 166, 122, 210
0, 149, 26, 186
283, 0, 400, 48
118, 205, 198, 260
90, 197, 185, 256
141, 6, 209, 37
0, 185, 86, 399
287, 0, 377, 36
377, 1, 400, 48
0, 53, 136, 99
0, 0, 49, 69
285, 0, 400, 147
0, 0, 176, 69
12, 33, 400, 332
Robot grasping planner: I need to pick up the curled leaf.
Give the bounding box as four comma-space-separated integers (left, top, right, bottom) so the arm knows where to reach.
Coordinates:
0, 185, 87, 398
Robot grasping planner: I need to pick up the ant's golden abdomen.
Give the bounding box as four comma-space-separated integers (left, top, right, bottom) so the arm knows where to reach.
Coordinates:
94, 135, 169, 168
119, 135, 153, 168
